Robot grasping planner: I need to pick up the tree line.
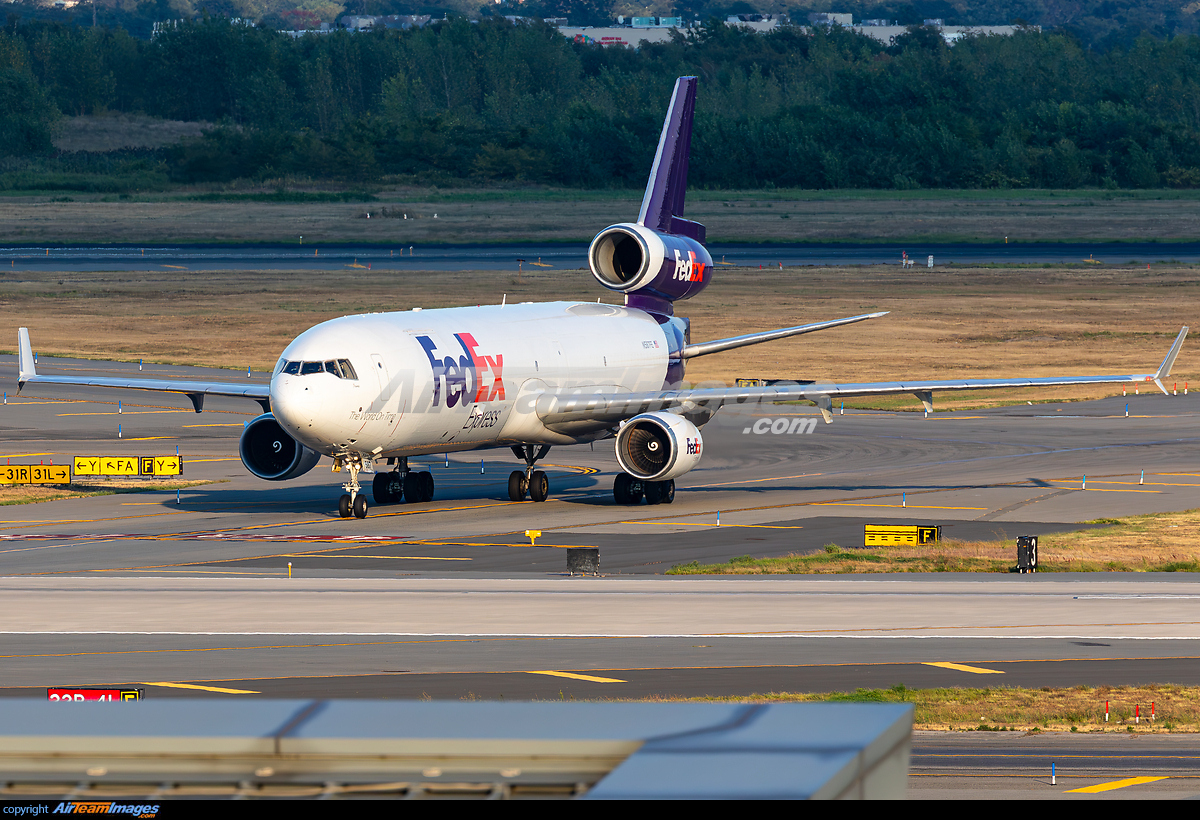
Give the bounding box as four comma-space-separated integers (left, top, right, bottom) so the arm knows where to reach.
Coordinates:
6, 16, 1200, 190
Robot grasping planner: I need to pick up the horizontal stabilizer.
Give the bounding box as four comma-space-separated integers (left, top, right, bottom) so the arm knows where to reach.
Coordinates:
681, 312, 888, 359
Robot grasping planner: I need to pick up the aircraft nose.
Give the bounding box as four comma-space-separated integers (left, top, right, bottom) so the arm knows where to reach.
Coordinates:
271, 376, 326, 436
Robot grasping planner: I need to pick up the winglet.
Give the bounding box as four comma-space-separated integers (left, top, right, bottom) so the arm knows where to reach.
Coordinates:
1155, 326, 1188, 380
17, 327, 35, 386
638, 77, 699, 238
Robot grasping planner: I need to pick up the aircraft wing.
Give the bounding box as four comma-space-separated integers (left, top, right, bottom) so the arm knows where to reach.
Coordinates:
535, 327, 1189, 429
16, 328, 270, 413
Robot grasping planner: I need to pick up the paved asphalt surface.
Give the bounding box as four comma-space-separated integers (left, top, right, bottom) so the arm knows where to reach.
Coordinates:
6, 241, 1200, 271
1, 353, 1199, 797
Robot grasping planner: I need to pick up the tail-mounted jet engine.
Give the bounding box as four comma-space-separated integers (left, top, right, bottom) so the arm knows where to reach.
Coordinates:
239, 413, 321, 481
588, 223, 712, 305
615, 411, 704, 481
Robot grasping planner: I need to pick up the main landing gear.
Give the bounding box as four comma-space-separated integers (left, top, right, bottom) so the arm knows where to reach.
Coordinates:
339, 455, 436, 519
367, 456, 436, 507
508, 444, 551, 502
613, 473, 675, 505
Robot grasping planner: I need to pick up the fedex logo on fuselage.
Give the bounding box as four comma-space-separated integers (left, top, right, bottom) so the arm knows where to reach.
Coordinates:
417, 333, 505, 408
673, 249, 705, 282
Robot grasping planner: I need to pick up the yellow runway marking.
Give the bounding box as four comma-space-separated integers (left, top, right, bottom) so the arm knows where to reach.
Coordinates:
923, 661, 1005, 674
1081, 480, 1200, 487
160, 265, 188, 270
618, 521, 804, 529
0, 453, 57, 459
279, 554, 472, 561
688, 472, 823, 488
527, 671, 626, 683
1049, 485, 1165, 494
814, 502, 989, 510
56, 410, 189, 416
182, 423, 245, 428
1066, 776, 1168, 793
925, 416, 985, 420
142, 681, 260, 694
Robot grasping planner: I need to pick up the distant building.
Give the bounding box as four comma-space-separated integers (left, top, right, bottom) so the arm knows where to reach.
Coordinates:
561, 13, 1031, 49
807, 12, 851, 26
339, 14, 431, 31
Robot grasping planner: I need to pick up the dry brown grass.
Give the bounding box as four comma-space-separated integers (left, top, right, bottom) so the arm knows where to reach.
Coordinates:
1, 265, 1192, 405
0, 479, 212, 506
677, 685, 1200, 732
668, 508, 1200, 574
7, 189, 1200, 243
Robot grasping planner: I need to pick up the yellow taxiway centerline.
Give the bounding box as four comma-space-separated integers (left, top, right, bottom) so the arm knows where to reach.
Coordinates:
527, 671, 627, 683
1066, 776, 1168, 793
923, 662, 1005, 674
142, 681, 260, 694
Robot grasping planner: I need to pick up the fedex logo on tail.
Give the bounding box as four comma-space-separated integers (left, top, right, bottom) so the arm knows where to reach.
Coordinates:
673, 249, 705, 282
417, 333, 505, 408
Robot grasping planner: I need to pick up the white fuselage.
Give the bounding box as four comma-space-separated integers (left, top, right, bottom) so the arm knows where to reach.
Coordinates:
269, 302, 671, 458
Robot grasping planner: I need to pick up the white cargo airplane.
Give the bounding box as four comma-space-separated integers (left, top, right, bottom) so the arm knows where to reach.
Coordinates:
17, 77, 1189, 518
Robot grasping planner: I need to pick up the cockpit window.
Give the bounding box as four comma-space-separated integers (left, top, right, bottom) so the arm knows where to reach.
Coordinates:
278, 359, 358, 379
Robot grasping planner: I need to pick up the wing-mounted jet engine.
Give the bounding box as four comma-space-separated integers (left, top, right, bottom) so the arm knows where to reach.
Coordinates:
239, 413, 321, 481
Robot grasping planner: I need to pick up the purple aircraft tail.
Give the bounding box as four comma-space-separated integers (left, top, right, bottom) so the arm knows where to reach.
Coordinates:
637, 76, 705, 244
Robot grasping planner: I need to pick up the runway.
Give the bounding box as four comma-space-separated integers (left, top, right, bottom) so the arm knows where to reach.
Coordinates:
6, 241, 1200, 272
1, 353, 1199, 704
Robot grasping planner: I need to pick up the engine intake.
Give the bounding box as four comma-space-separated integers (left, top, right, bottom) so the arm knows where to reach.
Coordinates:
239, 412, 322, 481
589, 223, 712, 304
615, 411, 703, 481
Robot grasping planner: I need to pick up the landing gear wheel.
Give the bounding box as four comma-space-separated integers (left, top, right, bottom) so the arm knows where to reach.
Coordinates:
528, 470, 549, 502
353, 494, 368, 519
659, 479, 675, 504
338, 493, 352, 518
645, 481, 663, 505
644, 479, 676, 505
373, 472, 402, 505
614, 473, 645, 505
404, 472, 423, 503
614, 473, 632, 504
508, 470, 528, 502
420, 471, 435, 502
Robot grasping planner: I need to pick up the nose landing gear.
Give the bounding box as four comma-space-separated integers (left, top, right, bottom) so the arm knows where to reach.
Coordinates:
509, 444, 551, 502
336, 454, 369, 519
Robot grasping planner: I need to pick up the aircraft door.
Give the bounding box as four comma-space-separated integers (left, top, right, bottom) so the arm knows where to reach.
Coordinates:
370, 354, 389, 398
